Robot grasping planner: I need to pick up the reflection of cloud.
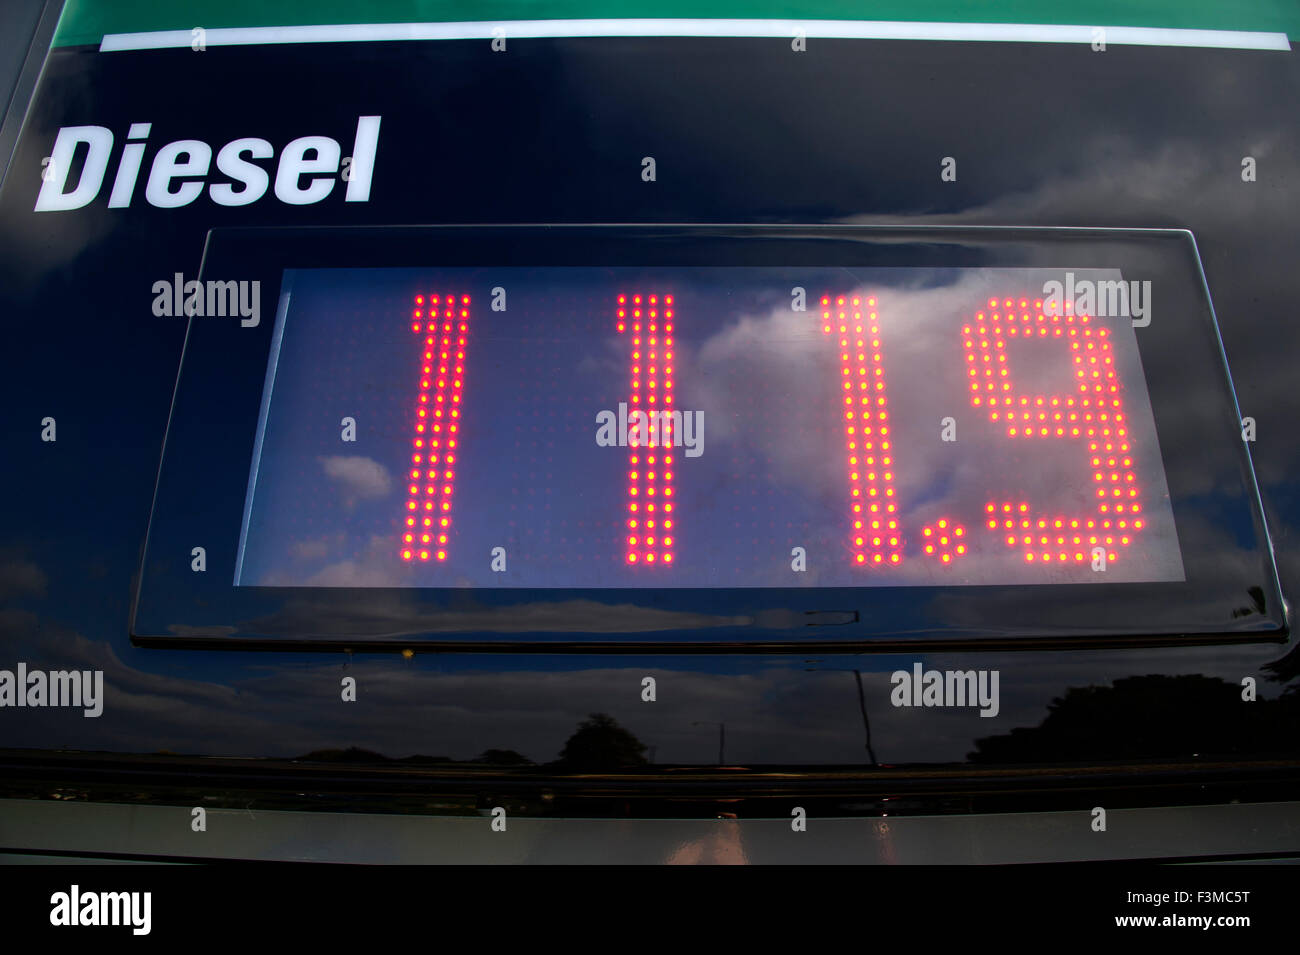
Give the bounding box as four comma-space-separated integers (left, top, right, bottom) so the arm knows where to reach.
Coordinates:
165, 624, 238, 637
831, 129, 1297, 512
689, 269, 1183, 586
0, 558, 47, 600
694, 305, 840, 497
825, 127, 1299, 596
318, 455, 391, 500
246, 589, 750, 635
267, 534, 397, 587
290, 535, 339, 562
2, 598, 1294, 765
256, 533, 366, 585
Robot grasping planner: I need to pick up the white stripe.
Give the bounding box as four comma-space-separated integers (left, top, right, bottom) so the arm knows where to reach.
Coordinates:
100, 19, 1291, 52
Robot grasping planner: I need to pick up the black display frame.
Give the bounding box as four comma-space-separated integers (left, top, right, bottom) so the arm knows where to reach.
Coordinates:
131, 225, 1287, 652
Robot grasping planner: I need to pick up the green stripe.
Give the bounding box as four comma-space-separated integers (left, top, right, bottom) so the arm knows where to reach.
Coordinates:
53, 0, 1300, 48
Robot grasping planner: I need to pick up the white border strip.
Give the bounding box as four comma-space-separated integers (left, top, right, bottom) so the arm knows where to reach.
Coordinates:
100, 19, 1291, 52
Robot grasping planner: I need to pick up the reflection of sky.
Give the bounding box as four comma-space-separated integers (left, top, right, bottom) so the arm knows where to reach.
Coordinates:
238, 267, 1183, 588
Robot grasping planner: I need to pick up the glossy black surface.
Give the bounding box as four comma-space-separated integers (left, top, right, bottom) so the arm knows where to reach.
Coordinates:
1, 37, 1298, 811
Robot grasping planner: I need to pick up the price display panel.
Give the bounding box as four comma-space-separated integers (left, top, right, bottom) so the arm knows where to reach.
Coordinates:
132, 227, 1283, 649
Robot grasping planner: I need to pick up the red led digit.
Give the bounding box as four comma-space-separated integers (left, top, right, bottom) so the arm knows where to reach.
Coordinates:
618, 293, 675, 566
921, 519, 967, 563
820, 294, 902, 567
965, 297, 1143, 565
401, 293, 470, 562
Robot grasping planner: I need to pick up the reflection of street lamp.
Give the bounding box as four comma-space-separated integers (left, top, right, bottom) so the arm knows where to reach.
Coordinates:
693, 721, 725, 765
853, 670, 878, 767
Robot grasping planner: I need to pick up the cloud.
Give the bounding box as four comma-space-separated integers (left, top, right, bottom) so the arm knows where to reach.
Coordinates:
318, 455, 392, 501
0, 559, 48, 600
2, 597, 1294, 766
290, 534, 343, 562
245, 586, 751, 634
684, 269, 1184, 586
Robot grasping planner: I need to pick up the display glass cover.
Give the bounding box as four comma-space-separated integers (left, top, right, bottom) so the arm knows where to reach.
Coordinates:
131, 227, 1283, 648
235, 266, 1183, 589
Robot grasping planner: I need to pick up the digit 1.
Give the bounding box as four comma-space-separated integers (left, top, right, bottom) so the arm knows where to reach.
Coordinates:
819, 294, 901, 567
401, 293, 470, 562
617, 293, 676, 566
965, 297, 1144, 565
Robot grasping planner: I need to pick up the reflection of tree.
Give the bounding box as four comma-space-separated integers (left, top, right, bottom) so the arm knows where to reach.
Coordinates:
296, 746, 390, 763
1231, 585, 1268, 619
476, 748, 532, 765
295, 747, 453, 764
970, 674, 1300, 763
1265, 647, 1300, 685
556, 713, 649, 770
